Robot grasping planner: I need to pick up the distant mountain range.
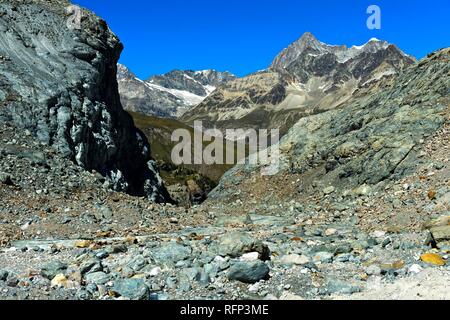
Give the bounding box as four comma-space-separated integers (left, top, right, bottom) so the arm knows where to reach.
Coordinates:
181, 32, 416, 134
117, 65, 236, 118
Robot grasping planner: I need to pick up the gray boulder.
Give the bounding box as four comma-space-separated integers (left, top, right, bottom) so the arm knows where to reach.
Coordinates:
150, 242, 192, 264
228, 261, 270, 284
112, 278, 149, 300
40, 261, 68, 280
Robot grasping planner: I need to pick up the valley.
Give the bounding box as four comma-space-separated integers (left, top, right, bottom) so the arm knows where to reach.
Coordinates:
0, 0, 449, 302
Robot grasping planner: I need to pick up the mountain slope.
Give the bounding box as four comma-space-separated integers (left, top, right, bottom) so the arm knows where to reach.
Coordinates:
181, 33, 416, 135
118, 65, 236, 118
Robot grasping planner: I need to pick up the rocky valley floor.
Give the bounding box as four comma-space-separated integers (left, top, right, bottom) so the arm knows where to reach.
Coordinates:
0, 119, 449, 300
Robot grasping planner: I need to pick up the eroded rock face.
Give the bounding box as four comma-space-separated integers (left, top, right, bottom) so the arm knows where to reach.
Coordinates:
0, 0, 170, 201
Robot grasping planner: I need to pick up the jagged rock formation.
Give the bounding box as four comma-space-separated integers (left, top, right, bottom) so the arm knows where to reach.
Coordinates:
117, 65, 236, 118
0, 0, 170, 202
181, 33, 416, 134
209, 48, 450, 205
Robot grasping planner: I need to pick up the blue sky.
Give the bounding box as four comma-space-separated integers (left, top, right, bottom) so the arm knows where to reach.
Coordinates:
73, 0, 449, 79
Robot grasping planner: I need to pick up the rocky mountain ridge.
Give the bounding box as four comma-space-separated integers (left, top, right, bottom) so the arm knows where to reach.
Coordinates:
181, 33, 416, 134
117, 64, 236, 118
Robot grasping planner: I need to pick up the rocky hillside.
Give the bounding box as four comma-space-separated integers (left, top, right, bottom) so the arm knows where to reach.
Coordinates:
208, 48, 449, 216
118, 65, 236, 118
181, 33, 415, 134
0, 0, 171, 201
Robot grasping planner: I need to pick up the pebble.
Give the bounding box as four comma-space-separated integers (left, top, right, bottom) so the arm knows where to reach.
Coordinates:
240, 252, 260, 262
420, 253, 446, 266
408, 264, 423, 274
313, 252, 334, 264
324, 228, 337, 236
111, 278, 149, 300
279, 254, 310, 266
149, 267, 162, 277
365, 265, 382, 276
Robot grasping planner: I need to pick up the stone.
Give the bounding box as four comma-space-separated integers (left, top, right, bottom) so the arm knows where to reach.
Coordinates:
324, 228, 337, 236
51, 274, 68, 288
0, 172, 13, 185
428, 189, 437, 200
379, 260, 405, 273
424, 215, 450, 229
149, 267, 161, 277
217, 232, 270, 260
80, 260, 102, 275
151, 242, 192, 264
365, 265, 382, 276
313, 252, 334, 264
430, 226, 450, 243
279, 292, 304, 300
84, 272, 111, 285
354, 185, 372, 196
108, 244, 128, 254
240, 252, 260, 262
51, 274, 79, 289
228, 261, 270, 284
248, 283, 260, 293
74, 240, 92, 248
182, 268, 201, 281
420, 253, 446, 266
215, 214, 253, 227
111, 278, 149, 300
326, 279, 361, 295
0, 270, 8, 281
335, 253, 353, 263
323, 186, 335, 195
334, 244, 353, 255
408, 264, 423, 274
40, 261, 68, 280
371, 230, 386, 238
279, 254, 310, 266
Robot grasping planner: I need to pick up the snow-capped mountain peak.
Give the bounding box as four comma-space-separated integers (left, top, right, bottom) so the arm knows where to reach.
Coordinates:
117, 65, 236, 118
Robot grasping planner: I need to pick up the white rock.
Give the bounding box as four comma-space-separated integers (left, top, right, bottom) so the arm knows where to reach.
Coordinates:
408, 264, 423, 274
323, 186, 335, 195
324, 228, 338, 236
371, 230, 386, 238
300, 268, 309, 274
248, 283, 260, 293
280, 254, 310, 266
20, 222, 30, 231
149, 267, 162, 276
240, 252, 260, 262
214, 256, 227, 263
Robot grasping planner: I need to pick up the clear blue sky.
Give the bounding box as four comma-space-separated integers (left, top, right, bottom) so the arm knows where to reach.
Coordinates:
73, 0, 449, 79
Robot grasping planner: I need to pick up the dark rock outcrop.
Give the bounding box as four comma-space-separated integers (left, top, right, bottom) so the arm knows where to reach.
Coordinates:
0, 0, 170, 202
